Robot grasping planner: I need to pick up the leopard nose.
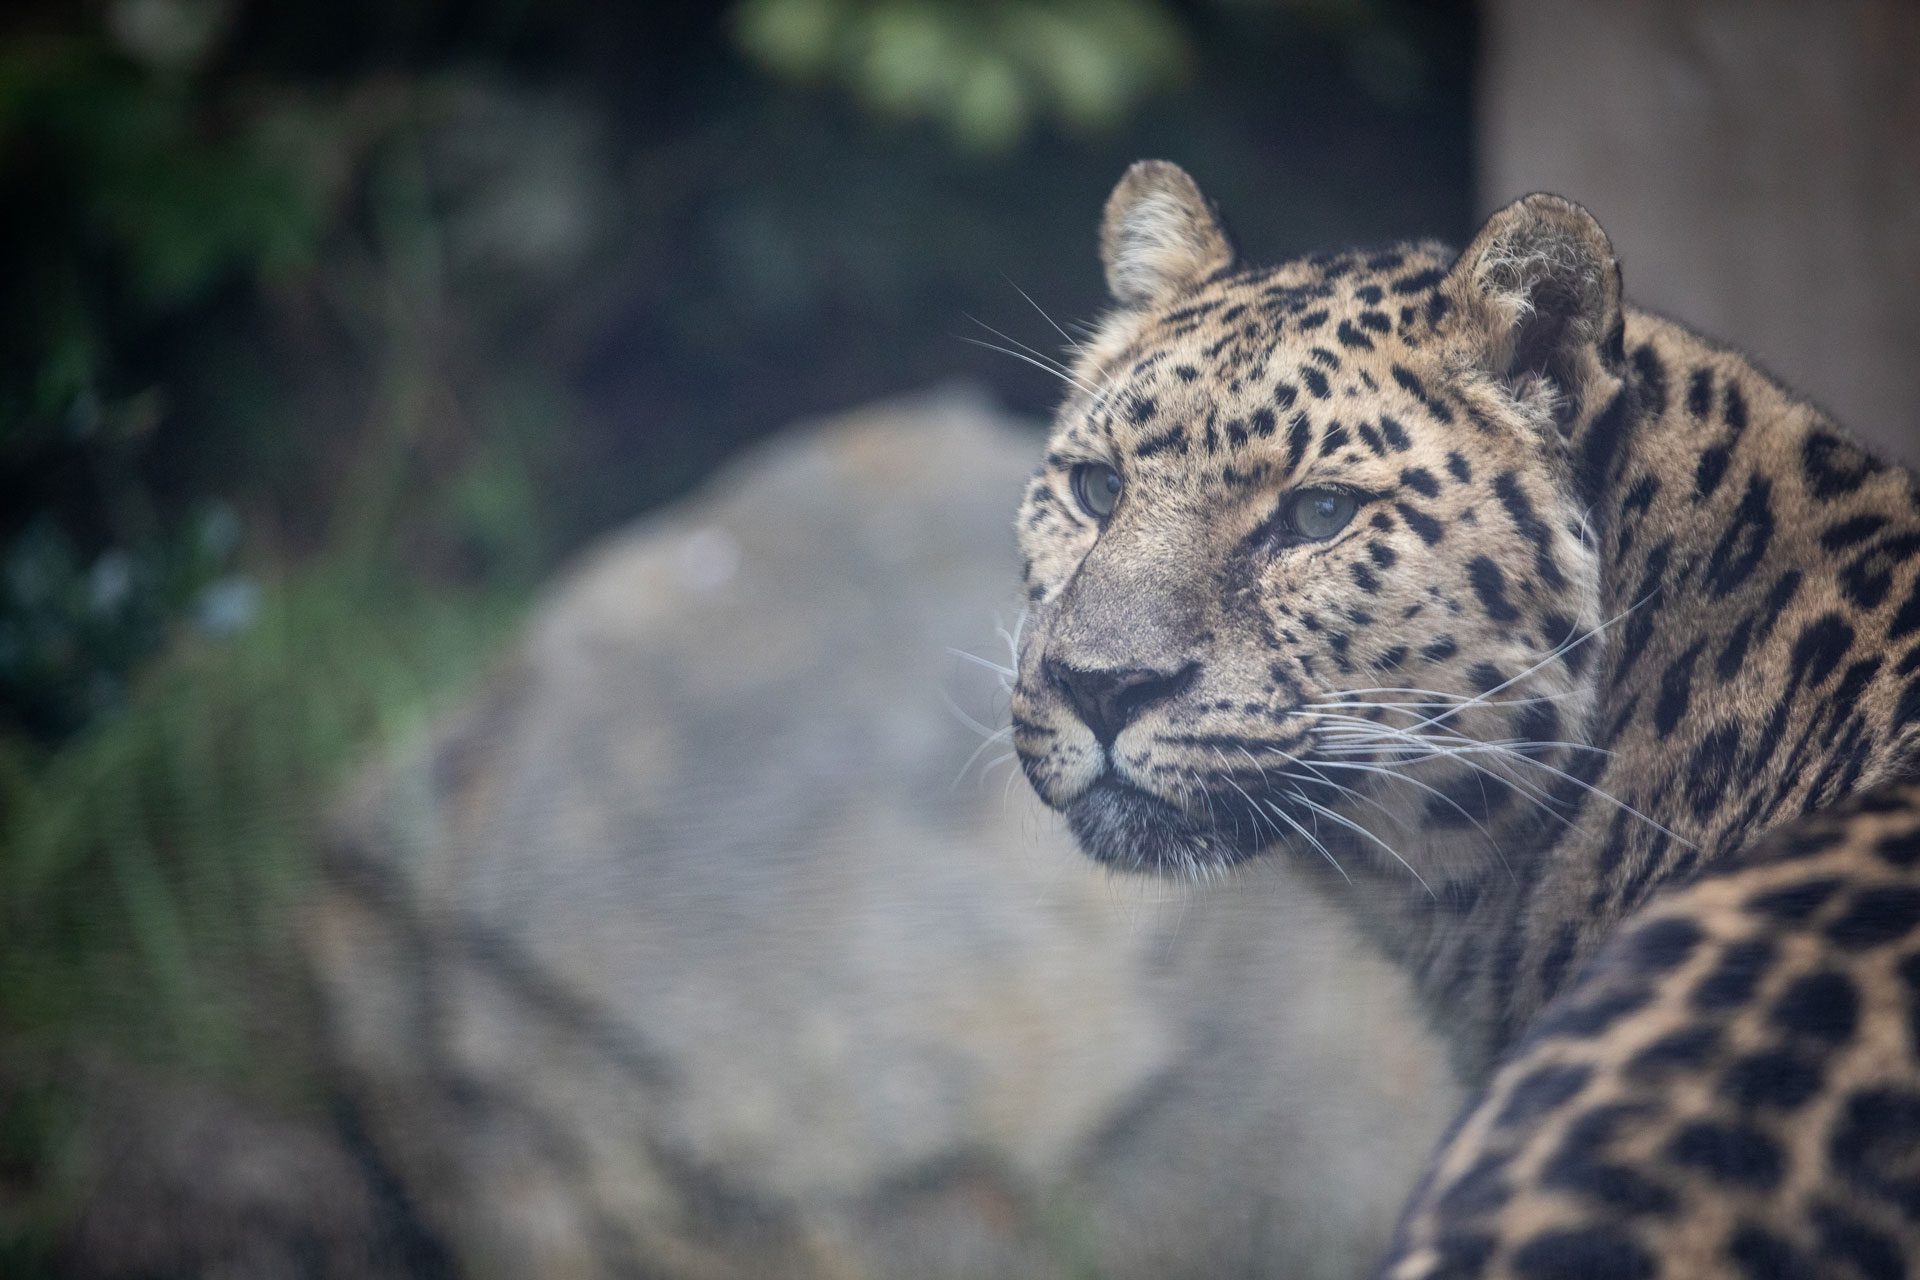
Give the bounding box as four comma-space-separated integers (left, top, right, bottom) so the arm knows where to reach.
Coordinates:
1044, 657, 1198, 745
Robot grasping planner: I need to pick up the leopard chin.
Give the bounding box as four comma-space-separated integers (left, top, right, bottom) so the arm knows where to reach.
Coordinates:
1064, 778, 1266, 876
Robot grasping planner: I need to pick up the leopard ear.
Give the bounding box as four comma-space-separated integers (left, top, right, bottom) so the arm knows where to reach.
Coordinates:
1443, 193, 1625, 397
1100, 160, 1235, 309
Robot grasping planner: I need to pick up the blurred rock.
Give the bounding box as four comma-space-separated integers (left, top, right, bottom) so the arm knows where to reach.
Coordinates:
61, 1069, 425, 1280
307, 387, 1458, 1279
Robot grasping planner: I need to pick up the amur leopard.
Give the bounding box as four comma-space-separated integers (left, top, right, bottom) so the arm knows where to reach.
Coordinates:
1008, 160, 1920, 1277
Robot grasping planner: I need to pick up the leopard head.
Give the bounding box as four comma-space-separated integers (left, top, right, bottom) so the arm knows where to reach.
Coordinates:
1011, 161, 1630, 884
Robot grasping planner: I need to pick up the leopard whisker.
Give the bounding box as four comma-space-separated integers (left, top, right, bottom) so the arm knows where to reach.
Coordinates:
951, 726, 1016, 789
1307, 722, 1580, 833
999, 273, 1083, 351
1307, 707, 1613, 761
966, 313, 1083, 377
1451, 736, 1697, 851
956, 334, 1099, 398
942, 687, 1009, 743
1285, 788, 1432, 896
1312, 685, 1575, 706
1219, 772, 1284, 850
1258, 797, 1352, 885
948, 645, 1015, 681
1280, 761, 1416, 838
1311, 735, 1572, 810
1305, 757, 1514, 880
1310, 691, 1575, 712
1314, 727, 1691, 851
995, 610, 1027, 675
1315, 724, 1616, 761
1401, 595, 1650, 736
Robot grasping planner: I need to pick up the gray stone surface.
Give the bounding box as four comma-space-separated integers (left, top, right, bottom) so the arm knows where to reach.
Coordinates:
307, 388, 1458, 1279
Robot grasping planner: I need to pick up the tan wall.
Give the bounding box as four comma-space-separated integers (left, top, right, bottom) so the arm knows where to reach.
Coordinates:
1480, 0, 1920, 461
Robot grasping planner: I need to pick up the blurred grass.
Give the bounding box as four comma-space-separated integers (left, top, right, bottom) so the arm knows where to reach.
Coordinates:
0, 564, 522, 1070
0, 551, 530, 1265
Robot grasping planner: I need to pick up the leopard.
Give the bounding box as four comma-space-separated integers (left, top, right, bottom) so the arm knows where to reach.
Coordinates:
1006, 159, 1920, 1278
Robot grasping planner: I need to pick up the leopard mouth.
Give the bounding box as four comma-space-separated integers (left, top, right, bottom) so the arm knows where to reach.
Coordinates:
1064, 777, 1269, 876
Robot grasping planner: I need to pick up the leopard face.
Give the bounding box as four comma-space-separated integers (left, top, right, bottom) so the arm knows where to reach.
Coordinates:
1011, 163, 1622, 884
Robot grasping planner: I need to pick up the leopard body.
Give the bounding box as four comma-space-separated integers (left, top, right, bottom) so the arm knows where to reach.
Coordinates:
1009, 161, 1920, 1277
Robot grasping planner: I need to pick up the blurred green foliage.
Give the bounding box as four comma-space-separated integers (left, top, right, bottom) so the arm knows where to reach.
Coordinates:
733, 0, 1190, 150
0, 30, 333, 739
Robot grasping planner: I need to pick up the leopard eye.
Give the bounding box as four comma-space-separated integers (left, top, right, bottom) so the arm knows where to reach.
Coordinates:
1283, 487, 1357, 541
1070, 462, 1123, 521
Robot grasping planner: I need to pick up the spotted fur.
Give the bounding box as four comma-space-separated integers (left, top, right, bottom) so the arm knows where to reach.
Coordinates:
1009, 161, 1920, 1276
